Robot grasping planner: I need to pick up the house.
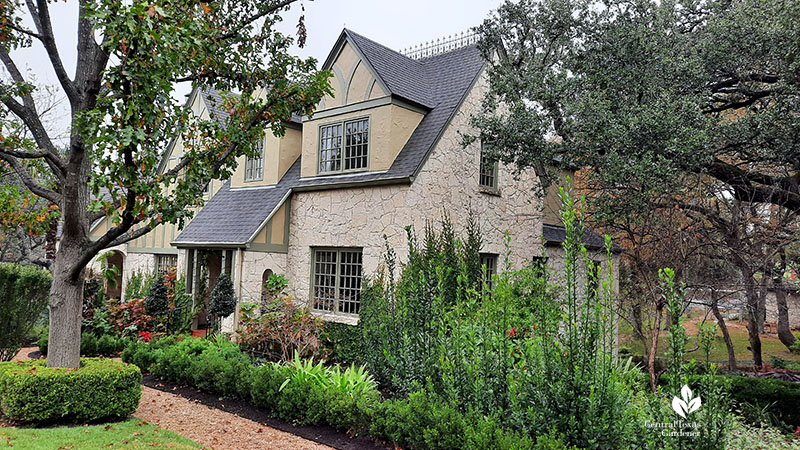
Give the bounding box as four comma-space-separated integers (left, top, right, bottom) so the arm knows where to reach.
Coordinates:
89, 29, 619, 331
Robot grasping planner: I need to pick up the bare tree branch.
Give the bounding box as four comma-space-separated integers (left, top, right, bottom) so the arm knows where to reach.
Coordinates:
0, 151, 61, 203
28, 0, 78, 105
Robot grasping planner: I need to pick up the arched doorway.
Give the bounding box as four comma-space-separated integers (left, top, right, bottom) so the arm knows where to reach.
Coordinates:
260, 269, 273, 304
104, 250, 124, 300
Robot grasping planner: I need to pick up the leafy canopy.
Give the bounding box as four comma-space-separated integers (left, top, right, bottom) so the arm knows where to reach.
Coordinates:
471, 0, 800, 214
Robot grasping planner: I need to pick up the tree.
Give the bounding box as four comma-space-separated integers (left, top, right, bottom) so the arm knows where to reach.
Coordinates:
209, 273, 236, 318
0, 0, 330, 368
472, 0, 800, 369
472, 0, 800, 211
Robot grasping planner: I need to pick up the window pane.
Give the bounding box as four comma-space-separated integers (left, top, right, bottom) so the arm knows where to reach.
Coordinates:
338, 250, 363, 315
313, 250, 337, 311
246, 139, 264, 181
157, 254, 177, 274
479, 142, 498, 188
344, 119, 369, 170
480, 253, 497, 297
319, 124, 342, 173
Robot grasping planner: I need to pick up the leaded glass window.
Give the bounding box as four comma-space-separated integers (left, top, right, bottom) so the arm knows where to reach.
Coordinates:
245, 139, 264, 181
312, 248, 363, 315
319, 118, 369, 173
479, 141, 498, 189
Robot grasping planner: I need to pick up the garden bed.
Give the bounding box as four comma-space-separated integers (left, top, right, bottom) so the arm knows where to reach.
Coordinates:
141, 374, 390, 450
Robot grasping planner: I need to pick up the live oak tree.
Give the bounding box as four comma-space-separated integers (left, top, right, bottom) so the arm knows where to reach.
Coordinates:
472, 0, 800, 368
0, 0, 330, 368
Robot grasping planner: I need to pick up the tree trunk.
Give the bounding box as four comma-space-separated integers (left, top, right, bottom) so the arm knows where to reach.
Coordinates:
647, 303, 664, 393
743, 274, 763, 369
711, 296, 737, 371
46, 241, 86, 368
773, 251, 796, 349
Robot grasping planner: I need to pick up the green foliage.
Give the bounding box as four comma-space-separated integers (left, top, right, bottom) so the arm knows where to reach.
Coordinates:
724, 375, 800, 428
371, 389, 537, 450
124, 271, 157, 303
0, 358, 141, 423
471, 0, 800, 216
145, 275, 170, 316
789, 339, 800, 355
358, 214, 483, 392
210, 273, 236, 318
0, 263, 51, 361
237, 295, 325, 362
321, 322, 362, 364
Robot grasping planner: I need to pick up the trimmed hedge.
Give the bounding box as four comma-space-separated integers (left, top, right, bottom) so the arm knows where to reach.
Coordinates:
723, 375, 800, 426
0, 358, 142, 423
38, 331, 129, 358
122, 336, 567, 449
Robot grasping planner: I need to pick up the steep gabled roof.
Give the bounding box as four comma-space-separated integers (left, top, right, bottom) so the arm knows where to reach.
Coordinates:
172, 159, 301, 245
173, 30, 486, 246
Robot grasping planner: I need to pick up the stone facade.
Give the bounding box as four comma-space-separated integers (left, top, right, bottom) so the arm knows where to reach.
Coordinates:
286, 74, 544, 320
764, 289, 800, 330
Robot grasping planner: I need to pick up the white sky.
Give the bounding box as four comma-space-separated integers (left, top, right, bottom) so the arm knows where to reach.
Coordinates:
9, 0, 503, 146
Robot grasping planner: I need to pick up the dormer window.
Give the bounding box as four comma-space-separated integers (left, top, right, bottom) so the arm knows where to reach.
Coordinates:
245, 139, 264, 181
319, 117, 369, 174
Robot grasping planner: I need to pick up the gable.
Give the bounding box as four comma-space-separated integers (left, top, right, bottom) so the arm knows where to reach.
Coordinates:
321, 41, 388, 111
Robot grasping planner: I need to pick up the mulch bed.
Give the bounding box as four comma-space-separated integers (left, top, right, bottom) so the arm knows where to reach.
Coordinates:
141, 375, 392, 450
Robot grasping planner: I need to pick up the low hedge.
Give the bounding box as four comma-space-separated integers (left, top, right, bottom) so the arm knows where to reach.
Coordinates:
723, 375, 800, 426
38, 331, 129, 358
0, 358, 142, 423
666, 373, 800, 427
122, 336, 570, 449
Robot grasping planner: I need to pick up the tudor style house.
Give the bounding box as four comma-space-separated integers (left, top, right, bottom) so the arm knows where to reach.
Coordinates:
90, 29, 619, 331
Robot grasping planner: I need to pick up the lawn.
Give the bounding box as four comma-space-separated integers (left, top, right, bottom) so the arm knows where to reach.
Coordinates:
0, 418, 202, 449
618, 312, 800, 367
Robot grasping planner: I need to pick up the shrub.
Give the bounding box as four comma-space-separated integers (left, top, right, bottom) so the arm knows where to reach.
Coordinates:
249, 363, 284, 411
0, 263, 51, 361
107, 297, 153, 337
80, 332, 98, 356
189, 340, 252, 397
0, 358, 142, 423
322, 322, 361, 364
723, 375, 800, 427
145, 276, 169, 316
238, 297, 325, 362
210, 273, 236, 319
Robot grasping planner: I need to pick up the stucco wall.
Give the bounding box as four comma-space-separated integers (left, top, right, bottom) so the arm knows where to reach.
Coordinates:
286, 73, 544, 314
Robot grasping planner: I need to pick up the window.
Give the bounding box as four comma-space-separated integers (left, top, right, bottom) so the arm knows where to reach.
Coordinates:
245, 138, 264, 181
312, 248, 363, 315
319, 118, 369, 173
480, 253, 498, 296
157, 254, 177, 274
479, 141, 498, 189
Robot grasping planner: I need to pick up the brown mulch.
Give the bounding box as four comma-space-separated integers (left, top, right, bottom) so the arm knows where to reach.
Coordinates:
136, 386, 331, 450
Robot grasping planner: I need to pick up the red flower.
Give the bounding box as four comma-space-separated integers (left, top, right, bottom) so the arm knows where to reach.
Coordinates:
139, 331, 152, 342
507, 328, 517, 337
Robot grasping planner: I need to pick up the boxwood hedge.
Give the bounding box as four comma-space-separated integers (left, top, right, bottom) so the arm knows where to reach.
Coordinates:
0, 358, 142, 423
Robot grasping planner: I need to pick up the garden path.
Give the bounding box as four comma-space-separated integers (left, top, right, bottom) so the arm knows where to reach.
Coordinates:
11, 347, 331, 450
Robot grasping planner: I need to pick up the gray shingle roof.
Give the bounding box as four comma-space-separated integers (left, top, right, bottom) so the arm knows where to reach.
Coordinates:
172, 159, 300, 245
199, 86, 302, 125
174, 30, 485, 245
542, 224, 622, 253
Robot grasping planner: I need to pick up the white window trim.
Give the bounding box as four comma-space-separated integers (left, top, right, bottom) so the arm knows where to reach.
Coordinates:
245, 138, 265, 182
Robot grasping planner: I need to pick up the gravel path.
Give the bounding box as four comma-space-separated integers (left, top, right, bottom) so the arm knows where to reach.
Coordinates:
135, 386, 331, 450
10, 346, 331, 450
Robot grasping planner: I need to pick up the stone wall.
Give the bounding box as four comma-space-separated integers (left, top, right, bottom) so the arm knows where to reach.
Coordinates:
238, 250, 287, 304
764, 290, 800, 330
286, 74, 544, 318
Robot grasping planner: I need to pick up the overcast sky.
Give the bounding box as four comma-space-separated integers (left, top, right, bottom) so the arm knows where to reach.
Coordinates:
9, 0, 503, 145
